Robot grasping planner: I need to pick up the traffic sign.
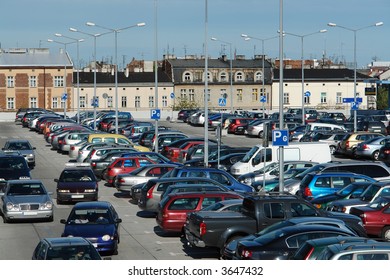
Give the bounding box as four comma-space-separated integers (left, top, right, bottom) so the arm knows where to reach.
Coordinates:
218, 98, 226, 107
351, 102, 359, 110
151, 109, 161, 120
304, 91, 311, 97
91, 98, 98, 107
272, 130, 289, 146
61, 93, 68, 101
170, 92, 175, 99
343, 97, 363, 103
260, 96, 267, 103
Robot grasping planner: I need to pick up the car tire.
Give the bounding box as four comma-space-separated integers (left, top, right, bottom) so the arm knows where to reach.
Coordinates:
220, 235, 244, 258
372, 150, 380, 161
258, 131, 264, 138
381, 226, 390, 241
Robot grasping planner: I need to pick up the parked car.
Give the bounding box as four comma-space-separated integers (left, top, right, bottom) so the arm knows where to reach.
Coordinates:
2, 139, 36, 168
32, 237, 104, 260
0, 179, 53, 223
55, 166, 99, 204
114, 163, 177, 193
337, 132, 384, 158
160, 183, 230, 201
207, 152, 247, 172
298, 171, 376, 201
234, 224, 357, 260
156, 191, 242, 233
355, 136, 390, 160
318, 132, 348, 155
60, 201, 122, 255
350, 196, 390, 241
357, 120, 387, 135
227, 118, 254, 134
177, 109, 198, 122
200, 198, 243, 212
0, 152, 31, 186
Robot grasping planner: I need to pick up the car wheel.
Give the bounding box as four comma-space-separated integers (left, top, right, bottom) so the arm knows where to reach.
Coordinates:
220, 235, 244, 258
329, 146, 336, 155
381, 226, 390, 241
372, 150, 380, 161
48, 216, 54, 222
258, 131, 264, 138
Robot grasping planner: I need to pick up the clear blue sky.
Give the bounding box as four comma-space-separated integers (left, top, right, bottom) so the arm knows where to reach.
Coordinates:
1, 0, 389, 69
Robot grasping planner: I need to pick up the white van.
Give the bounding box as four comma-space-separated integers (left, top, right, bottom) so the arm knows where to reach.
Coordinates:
305, 122, 346, 133
230, 142, 332, 176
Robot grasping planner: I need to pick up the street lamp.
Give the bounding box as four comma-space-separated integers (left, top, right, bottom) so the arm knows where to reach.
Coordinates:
204, 0, 209, 167
210, 37, 233, 114
86, 21, 146, 134
328, 21, 383, 132
55, 34, 84, 124
241, 34, 278, 118
47, 38, 77, 118
69, 28, 102, 130
281, 29, 327, 125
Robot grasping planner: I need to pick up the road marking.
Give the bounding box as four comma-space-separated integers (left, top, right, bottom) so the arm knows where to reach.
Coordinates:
156, 240, 182, 245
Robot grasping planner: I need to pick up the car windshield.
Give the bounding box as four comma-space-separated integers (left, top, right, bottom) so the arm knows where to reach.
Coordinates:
335, 184, 360, 197
60, 170, 94, 182
201, 201, 225, 211
6, 142, 32, 150
7, 183, 45, 195
253, 162, 278, 175
46, 245, 101, 260
69, 209, 113, 224
0, 158, 27, 170
367, 197, 390, 210
241, 146, 259, 163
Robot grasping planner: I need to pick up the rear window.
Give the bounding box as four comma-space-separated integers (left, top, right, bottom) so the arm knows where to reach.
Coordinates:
167, 197, 200, 210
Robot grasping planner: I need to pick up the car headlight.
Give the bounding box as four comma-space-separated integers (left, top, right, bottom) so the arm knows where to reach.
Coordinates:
28, 154, 34, 157
84, 189, 96, 193
58, 189, 70, 193
41, 201, 53, 210
6, 202, 20, 211
243, 178, 253, 184
102, 235, 112, 241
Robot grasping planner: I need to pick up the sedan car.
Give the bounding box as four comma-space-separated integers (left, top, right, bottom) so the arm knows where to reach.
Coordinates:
0, 179, 53, 222
235, 224, 356, 260
60, 201, 122, 255
32, 237, 103, 260
2, 139, 36, 167
350, 196, 390, 241
355, 136, 390, 160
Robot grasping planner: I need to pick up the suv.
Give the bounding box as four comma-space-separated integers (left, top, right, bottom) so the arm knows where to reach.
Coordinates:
337, 132, 384, 158
298, 171, 376, 200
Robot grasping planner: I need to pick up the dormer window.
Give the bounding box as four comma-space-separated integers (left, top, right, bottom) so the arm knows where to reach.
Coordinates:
255, 71, 263, 82
235, 71, 244, 82
183, 71, 193, 82
219, 72, 228, 82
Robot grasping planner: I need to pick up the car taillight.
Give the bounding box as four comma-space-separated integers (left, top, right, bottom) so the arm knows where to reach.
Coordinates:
303, 186, 312, 198
385, 149, 390, 155
346, 141, 350, 148
118, 178, 125, 183
305, 247, 315, 260
200, 222, 207, 236
91, 162, 97, 167
240, 249, 253, 259
147, 185, 155, 199
71, 146, 75, 151
360, 213, 367, 224
362, 144, 369, 150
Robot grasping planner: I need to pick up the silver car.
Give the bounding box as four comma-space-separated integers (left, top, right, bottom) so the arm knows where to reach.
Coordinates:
114, 163, 177, 193
2, 139, 36, 167
0, 179, 53, 222
355, 136, 390, 160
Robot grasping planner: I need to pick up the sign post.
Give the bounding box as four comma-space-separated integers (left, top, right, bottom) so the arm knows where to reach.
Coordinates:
260, 95, 266, 119
150, 109, 161, 120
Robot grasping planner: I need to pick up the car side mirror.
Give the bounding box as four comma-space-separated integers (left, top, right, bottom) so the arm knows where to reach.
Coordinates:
33, 147, 36, 150
60, 219, 67, 224
116, 218, 122, 223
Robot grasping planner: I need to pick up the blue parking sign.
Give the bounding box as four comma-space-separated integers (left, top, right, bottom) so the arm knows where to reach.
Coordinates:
272, 130, 289, 146
151, 109, 161, 120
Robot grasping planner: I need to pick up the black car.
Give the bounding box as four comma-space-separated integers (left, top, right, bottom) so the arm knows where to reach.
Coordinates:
0, 152, 31, 189
184, 147, 250, 167
207, 153, 247, 172
177, 109, 198, 122
54, 166, 100, 204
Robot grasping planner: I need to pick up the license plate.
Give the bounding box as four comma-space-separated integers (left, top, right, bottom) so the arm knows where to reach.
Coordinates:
71, 194, 84, 198
24, 212, 37, 216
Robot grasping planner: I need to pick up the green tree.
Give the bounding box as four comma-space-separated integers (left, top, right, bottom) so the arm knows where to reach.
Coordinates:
376, 85, 389, 110
172, 97, 200, 111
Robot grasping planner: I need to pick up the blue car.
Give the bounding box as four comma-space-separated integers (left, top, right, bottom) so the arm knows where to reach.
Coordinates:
298, 171, 376, 200
60, 201, 122, 255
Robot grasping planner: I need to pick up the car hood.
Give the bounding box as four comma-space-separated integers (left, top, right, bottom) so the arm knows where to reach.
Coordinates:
311, 193, 341, 204
64, 224, 116, 237
330, 198, 364, 207
6, 194, 51, 204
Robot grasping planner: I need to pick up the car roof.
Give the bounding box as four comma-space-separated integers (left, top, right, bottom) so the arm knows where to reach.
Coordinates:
43, 237, 92, 247
72, 201, 112, 209
166, 191, 242, 199
7, 179, 43, 184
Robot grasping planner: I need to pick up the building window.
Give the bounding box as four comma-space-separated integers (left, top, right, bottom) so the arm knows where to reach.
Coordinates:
149, 96, 154, 108
121, 96, 127, 108
107, 96, 113, 108
255, 71, 263, 82
237, 89, 243, 102
189, 89, 195, 102
135, 96, 140, 108
162, 96, 168, 107
29, 76, 37, 88
54, 76, 64, 87
52, 97, 58, 109
183, 72, 192, 82
203, 71, 212, 82
30, 97, 38, 108
304, 95, 310, 104
235, 72, 244, 82
320, 92, 327, 103
80, 96, 86, 108
336, 92, 342, 104
7, 97, 14, 109
220, 72, 228, 82
7, 76, 14, 88
283, 92, 290, 104
252, 88, 258, 102
180, 89, 187, 100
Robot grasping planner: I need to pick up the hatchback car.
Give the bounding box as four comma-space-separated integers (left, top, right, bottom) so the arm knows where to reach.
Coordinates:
2, 139, 36, 167
55, 166, 99, 204
298, 171, 376, 200
60, 201, 122, 255
156, 191, 242, 233
355, 136, 390, 160
337, 132, 384, 158
32, 237, 103, 260
0, 179, 53, 223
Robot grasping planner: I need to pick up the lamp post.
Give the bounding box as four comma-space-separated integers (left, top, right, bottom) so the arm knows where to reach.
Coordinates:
47, 39, 77, 118
55, 34, 84, 124
86, 21, 146, 134
69, 28, 101, 130
281, 29, 327, 125
210, 37, 233, 113
241, 34, 278, 118
204, 0, 209, 167
328, 22, 383, 133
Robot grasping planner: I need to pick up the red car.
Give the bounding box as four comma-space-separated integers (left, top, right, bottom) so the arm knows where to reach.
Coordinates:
227, 118, 254, 134
103, 156, 156, 185
167, 141, 204, 162
156, 191, 242, 233
350, 196, 390, 241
